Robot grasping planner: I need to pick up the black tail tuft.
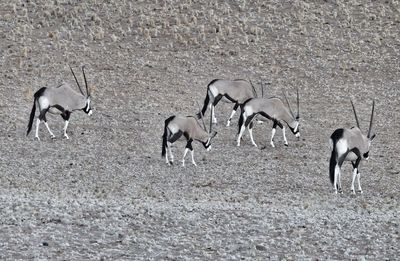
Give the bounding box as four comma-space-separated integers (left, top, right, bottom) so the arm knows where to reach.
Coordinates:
162, 116, 175, 157
238, 108, 244, 135
198, 90, 211, 118
329, 147, 337, 185
27, 87, 47, 136
27, 99, 36, 136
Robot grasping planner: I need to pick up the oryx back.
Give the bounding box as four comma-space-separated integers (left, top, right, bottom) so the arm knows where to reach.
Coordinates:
39, 83, 86, 113
244, 97, 293, 123
209, 79, 255, 103
169, 116, 208, 142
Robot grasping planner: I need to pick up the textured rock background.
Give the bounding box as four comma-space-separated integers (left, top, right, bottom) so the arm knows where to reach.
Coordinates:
0, 0, 399, 259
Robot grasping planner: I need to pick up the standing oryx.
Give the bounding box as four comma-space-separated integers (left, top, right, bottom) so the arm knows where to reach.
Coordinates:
198, 79, 262, 127
162, 111, 217, 166
27, 65, 93, 140
236, 89, 300, 148
329, 100, 375, 194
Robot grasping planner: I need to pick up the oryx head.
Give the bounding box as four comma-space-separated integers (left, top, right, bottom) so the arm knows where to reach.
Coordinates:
69, 65, 93, 116
351, 99, 375, 159
283, 88, 300, 138
197, 101, 217, 151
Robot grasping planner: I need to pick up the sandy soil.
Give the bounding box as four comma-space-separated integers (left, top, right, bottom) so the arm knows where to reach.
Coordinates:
0, 0, 399, 259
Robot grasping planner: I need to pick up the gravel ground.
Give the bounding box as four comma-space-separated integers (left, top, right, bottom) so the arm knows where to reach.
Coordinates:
0, 0, 399, 259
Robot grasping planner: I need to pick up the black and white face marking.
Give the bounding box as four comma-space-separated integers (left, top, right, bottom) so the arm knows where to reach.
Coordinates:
289, 122, 300, 138
83, 96, 93, 116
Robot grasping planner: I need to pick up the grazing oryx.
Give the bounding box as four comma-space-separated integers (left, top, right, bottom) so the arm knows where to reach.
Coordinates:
27, 66, 93, 140
329, 100, 375, 194
237, 89, 300, 148
198, 79, 261, 127
162, 111, 217, 166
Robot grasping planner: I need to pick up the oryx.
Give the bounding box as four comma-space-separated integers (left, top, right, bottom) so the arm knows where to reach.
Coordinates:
27, 65, 93, 140
329, 100, 375, 194
198, 79, 264, 127
236, 89, 300, 148
162, 109, 217, 166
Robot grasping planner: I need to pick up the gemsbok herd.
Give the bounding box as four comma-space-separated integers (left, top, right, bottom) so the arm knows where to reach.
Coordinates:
26, 68, 376, 194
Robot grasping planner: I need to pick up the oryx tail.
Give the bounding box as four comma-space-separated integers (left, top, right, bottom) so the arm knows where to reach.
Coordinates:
27, 87, 46, 136
162, 115, 175, 157
237, 98, 253, 135
199, 79, 216, 116
329, 129, 344, 185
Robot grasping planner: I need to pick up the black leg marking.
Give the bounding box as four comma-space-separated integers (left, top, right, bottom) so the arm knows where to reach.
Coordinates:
169, 130, 183, 143
38, 109, 48, 122
245, 113, 257, 127
61, 111, 71, 121
232, 102, 240, 111
224, 94, 237, 103
186, 139, 194, 151
213, 94, 223, 106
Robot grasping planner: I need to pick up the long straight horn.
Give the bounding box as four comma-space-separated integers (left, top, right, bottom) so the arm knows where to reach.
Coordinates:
82, 65, 90, 97
209, 106, 212, 133
196, 101, 208, 132
249, 79, 257, 98
296, 87, 299, 119
69, 65, 84, 95
282, 90, 295, 118
350, 99, 360, 129
260, 78, 265, 98
367, 100, 375, 138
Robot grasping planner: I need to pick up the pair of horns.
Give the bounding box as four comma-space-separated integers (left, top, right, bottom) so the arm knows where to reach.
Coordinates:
248, 78, 267, 98
196, 101, 212, 133
69, 65, 90, 97
283, 87, 300, 120
350, 99, 375, 138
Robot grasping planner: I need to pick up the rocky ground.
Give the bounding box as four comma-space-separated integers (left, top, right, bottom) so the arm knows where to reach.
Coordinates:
0, 0, 399, 259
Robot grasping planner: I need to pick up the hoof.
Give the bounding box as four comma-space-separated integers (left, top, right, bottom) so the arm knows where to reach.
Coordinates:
358, 190, 363, 194
64, 134, 70, 140
284, 143, 288, 147
50, 135, 56, 140
35, 136, 40, 141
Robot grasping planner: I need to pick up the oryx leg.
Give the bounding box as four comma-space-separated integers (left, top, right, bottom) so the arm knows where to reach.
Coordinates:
61, 110, 71, 139
350, 150, 362, 193
335, 153, 347, 194
182, 139, 194, 167
237, 120, 246, 147
356, 170, 363, 193
226, 102, 239, 127
38, 109, 55, 140
248, 121, 257, 147
167, 130, 183, 165
211, 94, 223, 124
270, 121, 278, 148
35, 118, 41, 141
282, 127, 288, 146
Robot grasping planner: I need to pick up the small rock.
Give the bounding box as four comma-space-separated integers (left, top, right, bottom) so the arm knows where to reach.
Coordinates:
256, 244, 266, 251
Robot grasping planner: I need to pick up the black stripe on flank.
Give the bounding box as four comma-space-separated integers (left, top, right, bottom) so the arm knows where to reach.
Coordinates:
207, 79, 220, 87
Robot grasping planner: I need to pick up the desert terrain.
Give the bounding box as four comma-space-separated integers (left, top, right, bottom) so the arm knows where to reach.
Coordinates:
0, 0, 399, 259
